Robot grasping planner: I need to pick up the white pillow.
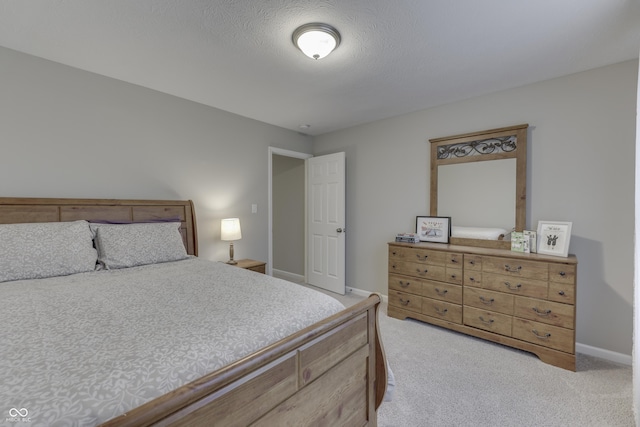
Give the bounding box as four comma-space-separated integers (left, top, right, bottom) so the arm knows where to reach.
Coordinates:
451, 226, 508, 240
0, 220, 98, 283
91, 222, 188, 269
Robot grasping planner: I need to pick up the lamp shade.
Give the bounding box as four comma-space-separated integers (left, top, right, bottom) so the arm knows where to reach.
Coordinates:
221, 218, 242, 241
292, 23, 341, 60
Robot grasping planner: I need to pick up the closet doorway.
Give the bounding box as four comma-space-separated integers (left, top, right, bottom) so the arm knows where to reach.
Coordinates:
268, 147, 312, 283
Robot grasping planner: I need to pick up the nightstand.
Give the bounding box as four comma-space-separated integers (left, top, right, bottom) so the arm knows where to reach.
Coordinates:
233, 259, 266, 274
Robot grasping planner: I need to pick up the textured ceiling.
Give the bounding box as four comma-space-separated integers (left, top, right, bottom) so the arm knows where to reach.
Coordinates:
0, 0, 639, 136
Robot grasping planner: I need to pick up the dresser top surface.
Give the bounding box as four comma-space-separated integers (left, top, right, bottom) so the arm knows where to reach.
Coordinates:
388, 241, 577, 265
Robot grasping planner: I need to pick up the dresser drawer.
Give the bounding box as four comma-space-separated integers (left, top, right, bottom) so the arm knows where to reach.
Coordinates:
388, 274, 423, 296
548, 282, 576, 305
463, 306, 512, 336
447, 253, 463, 268
548, 263, 576, 285
483, 273, 548, 299
388, 290, 422, 314
423, 280, 462, 304
389, 261, 445, 281
514, 296, 575, 329
422, 298, 462, 324
464, 271, 483, 287
482, 256, 548, 280
463, 287, 514, 315
512, 318, 574, 354
465, 255, 483, 271
446, 267, 463, 285
389, 246, 447, 265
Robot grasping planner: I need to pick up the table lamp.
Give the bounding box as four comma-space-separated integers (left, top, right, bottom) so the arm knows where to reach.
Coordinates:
221, 218, 241, 264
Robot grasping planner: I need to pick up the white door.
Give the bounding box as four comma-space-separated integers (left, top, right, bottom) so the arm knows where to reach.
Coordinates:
306, 152, 346, 295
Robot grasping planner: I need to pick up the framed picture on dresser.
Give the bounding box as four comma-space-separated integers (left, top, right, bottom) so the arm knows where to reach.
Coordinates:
416, 216, 451, 243
537, 220, 572, 257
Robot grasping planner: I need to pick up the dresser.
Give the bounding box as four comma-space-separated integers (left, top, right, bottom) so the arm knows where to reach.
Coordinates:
388, 241, 577, 370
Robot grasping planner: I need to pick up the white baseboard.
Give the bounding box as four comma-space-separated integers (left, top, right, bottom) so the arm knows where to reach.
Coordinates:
346, 286, 388, 304
272, 269, 305, 284
575, 342, 632, 366
346, 286, 631, 367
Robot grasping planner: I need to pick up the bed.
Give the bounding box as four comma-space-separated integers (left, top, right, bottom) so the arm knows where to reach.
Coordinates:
0, 197, 387, 426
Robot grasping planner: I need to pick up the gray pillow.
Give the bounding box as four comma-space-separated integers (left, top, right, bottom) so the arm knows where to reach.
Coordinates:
0, 220, 98, 283
91, 222, 188, 269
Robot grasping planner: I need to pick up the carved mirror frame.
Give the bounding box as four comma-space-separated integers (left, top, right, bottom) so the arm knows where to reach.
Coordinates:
429, 124, 528, 249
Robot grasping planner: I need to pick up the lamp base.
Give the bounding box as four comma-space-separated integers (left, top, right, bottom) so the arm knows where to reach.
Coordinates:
227, 242, 237, 265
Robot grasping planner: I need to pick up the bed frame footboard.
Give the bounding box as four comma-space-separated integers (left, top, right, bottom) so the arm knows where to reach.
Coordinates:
102, 294, 387, 427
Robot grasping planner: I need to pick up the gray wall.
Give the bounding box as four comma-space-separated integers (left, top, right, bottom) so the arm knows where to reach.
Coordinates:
272, 154, 305, 275
314, 60, 638, 358
0, 46, 313, 263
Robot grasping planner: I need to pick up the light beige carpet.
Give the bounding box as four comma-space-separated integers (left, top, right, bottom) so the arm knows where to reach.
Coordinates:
308, 286, 634, 427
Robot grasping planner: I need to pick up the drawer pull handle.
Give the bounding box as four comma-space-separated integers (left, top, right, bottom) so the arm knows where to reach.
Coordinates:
479, 296, 494, 305
469, 277, 478, 283
417, 268, 428, 275
559, 271, 566, 277
504, 264, 522, 273
558, 291, 566, 296
450, 274, 457, 280
392, 251, 397, 256
416, 254, 428, 260
532, 307, 552, 316
503, 282, 522, 291
399, 298, 410, 306
469, 260, 475, 265
479, 316, 494, 325
435, 307, 448, 315
450, 258, 458, 264
435, 288, 448, 296
531, 329, 551, 340
399, 281, 410, 288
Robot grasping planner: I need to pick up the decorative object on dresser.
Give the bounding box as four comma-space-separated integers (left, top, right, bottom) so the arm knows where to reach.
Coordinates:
510, 231, 529, 253
221, 217, 242, 264
416, 216, 451, 243
523, 230, 537, 253
233, 258, 267, 274
396, 232, 420, 243
537, 221, 572, 257
388, 241, 577, 371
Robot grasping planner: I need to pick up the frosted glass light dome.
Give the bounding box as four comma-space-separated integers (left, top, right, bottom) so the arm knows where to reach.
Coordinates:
293, 23, 341, 60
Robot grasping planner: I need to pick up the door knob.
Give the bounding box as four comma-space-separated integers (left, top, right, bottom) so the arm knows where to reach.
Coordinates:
337, 227, 345, 233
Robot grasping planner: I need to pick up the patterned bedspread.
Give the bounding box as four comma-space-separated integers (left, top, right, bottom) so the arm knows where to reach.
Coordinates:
0, 258, 345, 426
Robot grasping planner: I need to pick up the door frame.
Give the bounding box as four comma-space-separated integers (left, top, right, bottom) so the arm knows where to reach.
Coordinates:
268, 147, 313, 277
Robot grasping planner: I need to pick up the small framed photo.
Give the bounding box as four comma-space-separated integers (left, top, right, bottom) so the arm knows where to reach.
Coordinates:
416, 216, 451, 243
537, 221, 572, 257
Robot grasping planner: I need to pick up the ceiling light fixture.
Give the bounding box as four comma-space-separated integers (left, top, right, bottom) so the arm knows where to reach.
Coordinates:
292, 23, 341, 60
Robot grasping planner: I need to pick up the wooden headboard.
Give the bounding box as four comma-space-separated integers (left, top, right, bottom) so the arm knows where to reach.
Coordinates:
0, 197, 198, 256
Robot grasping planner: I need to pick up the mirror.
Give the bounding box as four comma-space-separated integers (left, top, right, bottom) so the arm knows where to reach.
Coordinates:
430, 124, 528, 249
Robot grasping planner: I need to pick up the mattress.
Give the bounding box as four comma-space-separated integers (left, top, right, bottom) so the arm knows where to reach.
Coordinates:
0, 258, 345, 426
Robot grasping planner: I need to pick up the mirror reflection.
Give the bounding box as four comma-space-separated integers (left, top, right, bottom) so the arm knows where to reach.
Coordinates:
438, 159, 516, 230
